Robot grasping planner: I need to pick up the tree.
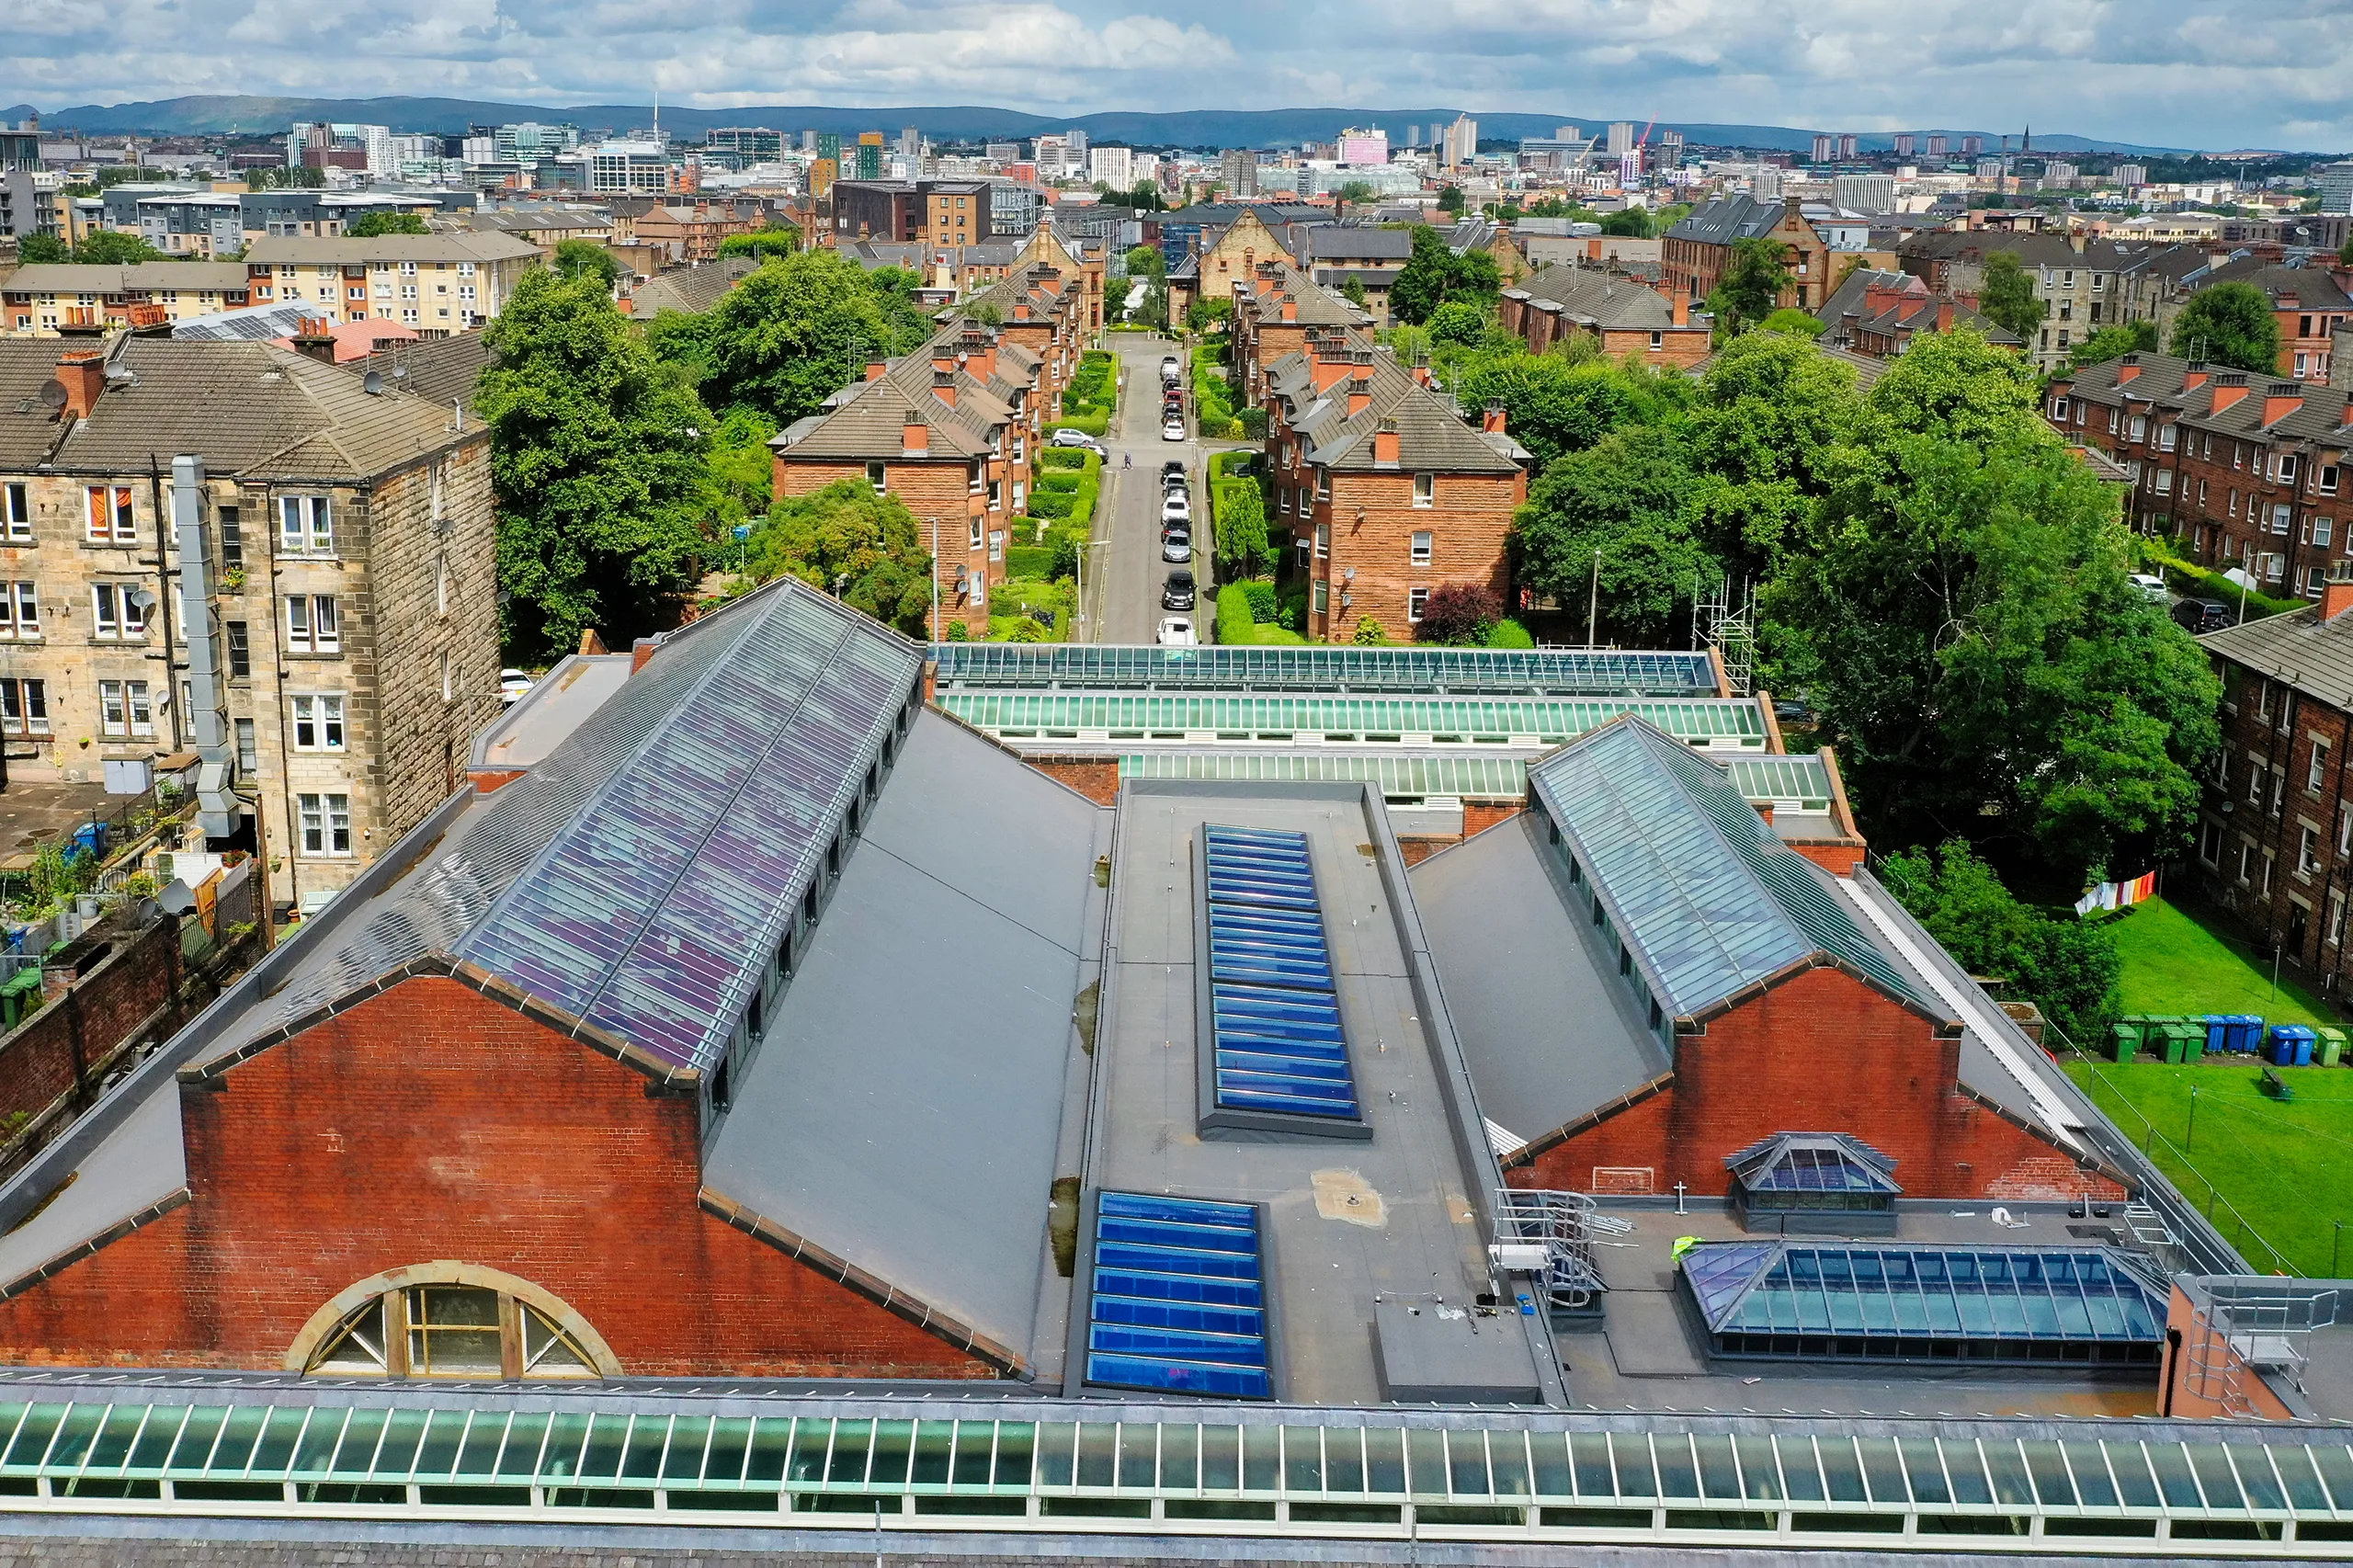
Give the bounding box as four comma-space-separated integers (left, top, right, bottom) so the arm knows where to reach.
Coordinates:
346, 210, 429, 238
1453, 354, 1691, 470
1127, 179, 1166, 212
1124, 243, 1165, 282
718, 225, 800, 262
1878, 840, 2120, 1045
1427, 300, 1485, 345
1511, 422, 1713, 644
476, 269, 713, 661
1336, 180, 1378, 214
1680, 330, 1865, 577
2065, 318, 2160, 370
1213, 477, 1269, 577
1976, 250, 2046, 344
552, 238, 625, 288
1703, 236, 1790, 335
1338, 274, 1368, 309
2341, 235, 2353, 268
71, 231, 165, 266
673, 250, 931, 424
1414, 584, 1502, 645
748, 479, 935, 637
15, 233, 67, 265
2169, 281, 2281, 374
1757, 309, 1825, 337
1435, 186, 1465, 214
1598, 208, 1651, 238
1389, 225, 1499, 324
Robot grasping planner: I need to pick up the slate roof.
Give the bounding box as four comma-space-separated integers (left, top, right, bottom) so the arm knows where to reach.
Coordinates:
1665, 196, 1790, 246
1510, 264, 1679, 330
1238, 262, 1366, 328
1266, 347, 1522, 475
1816, 267, 2020, 347
2201, 607, 2353, 711
1, 262, 251, 295
467, 206, 610, 236
1291, 226, 1414, 263
2195, 257, 2353, 311
0, 335, 473, 481
344, 329, 494, 414
626, 256, 755, 317
244, 232, 541, 266
2060, 350, 2353, 448
769, 340, 1018, 462
1897, 230, 2145, 271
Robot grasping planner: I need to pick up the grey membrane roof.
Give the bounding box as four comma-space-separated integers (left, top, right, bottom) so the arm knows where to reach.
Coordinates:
230, 578, 922, 1077
2201, 606, 2353, 711
1530, 718, 1940, 1022
705, 710, 1106, 1364
930, 642, 1721, 697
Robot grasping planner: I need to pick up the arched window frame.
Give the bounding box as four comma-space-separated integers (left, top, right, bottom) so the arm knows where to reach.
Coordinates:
286, 1262, 621, 1380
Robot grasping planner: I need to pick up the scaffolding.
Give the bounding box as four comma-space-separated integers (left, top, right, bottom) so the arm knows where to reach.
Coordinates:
1696, 574, 1756, 698
1493, 1188, 1607, 1317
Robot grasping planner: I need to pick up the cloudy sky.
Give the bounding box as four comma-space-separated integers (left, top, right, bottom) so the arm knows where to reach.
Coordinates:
7, 0, 2351, 150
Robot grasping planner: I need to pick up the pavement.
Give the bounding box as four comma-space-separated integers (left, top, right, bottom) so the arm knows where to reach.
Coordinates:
1080, 333, 1223, 646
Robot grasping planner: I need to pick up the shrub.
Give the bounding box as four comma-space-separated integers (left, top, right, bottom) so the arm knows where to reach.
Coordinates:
1278, 591, 1306, 632
1006, 617, 1045, 643
1216, 584, 1257, 643
1040, 448, 1087, 469
1035, 471, 1081, 493
1415, 584, 1502, 645
1352, 617, 1389, 645
1027, 491, 1075, 520
1241, 580, 1279, 623
1046, 413, 1109, 437
1049, 534, 1082, 580
1237, 407, 1267, 439
1006, 545, 1054, 579
1879, 839, 2120, 1044
1485, 617, 1536, 649
945, 619, 970, 642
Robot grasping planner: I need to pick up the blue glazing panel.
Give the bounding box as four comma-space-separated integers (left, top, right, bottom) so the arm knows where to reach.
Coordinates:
1199, 825, 1359, 1124
1087, 1193, 1270, 1398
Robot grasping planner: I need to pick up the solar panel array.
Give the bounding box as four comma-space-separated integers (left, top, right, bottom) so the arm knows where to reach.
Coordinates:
1532, 720, 1933, 1019
452, 585, 922, 1074
1684, 1243, 2168, 1364
1086, 1192, 1271, 1398
930, 642, 1719, 697
1202, 825, 1359, 1123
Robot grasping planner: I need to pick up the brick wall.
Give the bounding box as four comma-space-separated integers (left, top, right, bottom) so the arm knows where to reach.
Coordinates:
1301, 469, 1525, 643
1509, 966, 2124, 1202
775, 458, 999, 637
1019, 755, 1118, 805
0, 976, 994, 1379
0, 915, 177, 1154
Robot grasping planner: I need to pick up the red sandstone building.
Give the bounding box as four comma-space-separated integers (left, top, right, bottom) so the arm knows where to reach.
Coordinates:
1496, 263, 1709, 369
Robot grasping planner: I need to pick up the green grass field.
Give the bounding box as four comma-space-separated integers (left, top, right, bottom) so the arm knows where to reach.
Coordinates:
2107, 896, 2333, 1028
2064, 1059, 2353, 1276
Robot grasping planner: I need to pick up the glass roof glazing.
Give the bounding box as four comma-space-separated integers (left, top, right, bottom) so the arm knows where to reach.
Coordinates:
1086, 1193, 1271, 1399
940, 693, 1766, 744
1723, 755, 1834, 810
1683, 1242, 2170, 1357
1727, 1132, 1902, 1195
1202, 826, 1360, 1123
931, 643, 1719, 697
1532, 721, 1932, 1019
455, 585, 922, 1073
1119, 751, 1529, 799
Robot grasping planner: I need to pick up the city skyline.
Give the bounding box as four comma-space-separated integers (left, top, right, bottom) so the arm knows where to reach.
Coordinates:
3, 0, 2348, 153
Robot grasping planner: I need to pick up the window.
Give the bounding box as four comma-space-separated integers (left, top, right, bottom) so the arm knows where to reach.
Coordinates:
298, 791, 352, 856
97, 679, 153, 738
2282, 455, 2301, 486
90, 583, 146, 640
2200, 819, 2222, 866
1315, 468, 1331, 503
222, 619, 250, 679
0, 583, 36, 640
968, 516, 983, 551
2251, 759, 2267, 804
2050, 397, 2069, 422
2325, 463, 2343, 496
2159, 424, 2176, 451
1314, 523, 1329, 559
219, 505, 242, 567
2154, 469, 2172, 494
1408, 586, 1429, 621
234, 717, 257, 772
2332, 891, 2347, 949
2129, 415, 2146, 442
306, 1284, 599, 1379
279, 494, 333, 553
1413, 472, 1434, 507
1410, 530, 1433, 566
286, 595, 339, 653
988, 529, 1004, 562
2274, 505, 2294, 535
2, 483, 26, 540
2321, 518, 2337, 549
866, 460, 887, 493
0, 679, 48, 736
291, 693, 346, 751
1313, 579, 1328, 616
2302, 824, 2323, 875
85, 485, 134, 544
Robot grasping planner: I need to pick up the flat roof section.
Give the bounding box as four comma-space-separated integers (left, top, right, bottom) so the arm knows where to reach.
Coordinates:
466, 653, 633, 775
1086, 782, 1541, 1406
1408, 813, 1670, 1153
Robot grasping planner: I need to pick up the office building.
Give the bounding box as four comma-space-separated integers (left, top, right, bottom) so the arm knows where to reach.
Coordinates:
1607, 122, 1635, 158
587, 141, 671, 195
1087, 146, 1132, 190
1220, 148, 1257, 197
1337, 128, 1388, 166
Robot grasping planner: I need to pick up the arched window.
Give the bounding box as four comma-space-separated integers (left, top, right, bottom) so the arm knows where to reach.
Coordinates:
294, 1267, 616, 1380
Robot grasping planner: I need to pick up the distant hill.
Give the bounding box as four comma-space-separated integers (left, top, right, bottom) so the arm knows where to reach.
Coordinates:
8, 94, 2200, 156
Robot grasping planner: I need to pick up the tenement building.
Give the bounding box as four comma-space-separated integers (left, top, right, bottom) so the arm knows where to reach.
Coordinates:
1662, 196, 1833, 314
242, 232, 543, 335
0, 332, 499, 919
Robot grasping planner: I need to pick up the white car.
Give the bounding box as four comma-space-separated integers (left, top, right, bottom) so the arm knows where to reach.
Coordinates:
1050, 428, 1105, 455
1162, 417, 1186, 442
1160, 356, 1181, 383
2128, 572, 2170, 602
1156, 617, 1198, 647
499, 668, 534, 707
1162, 491, 1191, 519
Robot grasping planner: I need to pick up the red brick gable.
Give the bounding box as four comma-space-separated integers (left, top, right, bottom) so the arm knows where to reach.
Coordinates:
0, 977, 997, 1379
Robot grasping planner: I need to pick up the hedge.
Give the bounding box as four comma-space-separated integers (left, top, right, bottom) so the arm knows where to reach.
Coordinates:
1035, 471, 1081, 493
2148, 547, 2300, 619
1045, 414, 1109, 437
1006, 545, 1054, 580
1486, 617, 1536, 649
1215, 584, 1256, 644
1027, 490, 1075, 520
1040, 448, 1088, 470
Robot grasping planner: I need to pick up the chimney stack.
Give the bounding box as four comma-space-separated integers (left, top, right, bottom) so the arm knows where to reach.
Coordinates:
903, 419, 928, 454
1671, 286, 1690, 327
2115, 354, 2142, 385
865, 357, 888, 382
2183, 360, 2210, 391
2325, 563, 2353, 624
2262, 381, 2303, 426
1936, 298, 1955, 334
1483, 402, 1507, 436
932, 368, 957, 407
1372, 415, 1399, 467
53, 349, 104, 420
290, 316, 337, 365
2210, 372, 2250, 412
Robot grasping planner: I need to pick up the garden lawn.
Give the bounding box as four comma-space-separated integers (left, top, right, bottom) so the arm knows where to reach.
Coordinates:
2107, 896, 2332, 1028
2064, 1058, 2353, 1276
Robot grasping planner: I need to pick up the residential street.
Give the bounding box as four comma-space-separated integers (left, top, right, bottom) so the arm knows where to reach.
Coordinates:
1081, 331, 1216, 644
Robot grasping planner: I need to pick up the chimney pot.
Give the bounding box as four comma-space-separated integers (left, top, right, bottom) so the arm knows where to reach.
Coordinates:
1483, 401, 1506, 436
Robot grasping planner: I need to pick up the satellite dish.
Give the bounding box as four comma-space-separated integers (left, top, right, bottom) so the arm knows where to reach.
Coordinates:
129, 586, 156, 611
156, 879, 198, 916
38, 379, 66, 410
361, 369, 384, 395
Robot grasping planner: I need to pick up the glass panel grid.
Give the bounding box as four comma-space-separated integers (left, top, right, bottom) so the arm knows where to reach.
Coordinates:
942, 693, 1764, 744
1086, 1193, 1270, 1398
929, 643, 1719, 697
1202, 826, 1359, 1122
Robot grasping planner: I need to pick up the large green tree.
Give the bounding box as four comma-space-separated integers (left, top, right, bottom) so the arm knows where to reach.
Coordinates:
1388, 226, 1498, 324
71, 231, 165, 266
15, 234, 68, 265
1511, 423, 1714, 644
718, 224, 801, 262
1680, 330, 1866, 577
664, 249, 932, 424
1703, 236, 1790, 335
2169, 281, 2281, 374
2065, 318, 2160, 370
1975, 250, 2046, 345
1768, 338, 2220, 875
749, 479, 935, 636
552, 238, 625, 288
477, 269, 713, 660
346, 210, 428, 237
1878, 840, 2120, 1044
1453, 354, 1690, 470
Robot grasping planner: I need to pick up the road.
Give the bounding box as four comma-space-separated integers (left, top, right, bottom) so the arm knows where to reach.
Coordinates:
1081, 333, 1216, 645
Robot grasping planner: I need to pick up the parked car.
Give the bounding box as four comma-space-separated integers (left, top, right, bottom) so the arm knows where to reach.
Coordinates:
1163, 570, 1196, 610
1050, 428, 1105, 454
2173, 597, 2233, 634
1160, 356, 1181, 383
2128, 573, 2171, 602
1156, 616, 1198, 647
1162, 494, 1191, 524
1164, 472, 1188, 494
1163, 417, 1186, 442
1163, 529, 1192, 563
499, 669, 534, 708
1163, 460, 1186, 479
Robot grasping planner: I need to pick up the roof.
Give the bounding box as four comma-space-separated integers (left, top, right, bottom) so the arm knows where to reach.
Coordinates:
929, 642, 1722, 697
1512, 265, 1684, 332
768, 343, 1014, 462
466, 206, 611, 235
704, 709, 1107, 1363
1723, 1131, 1901, 1194
1898, 230, 2149, 269
2059, 349, 2353, 449
169, 301, 317, 342
0, 262, 250, 294
1529, 717, 1943, 1022
625, 256, 755, 317
2195, 257, 2353, 311
1236, 262, 1365, 329
1816, 267, 2020, 347
0, 336, 474, 482
2201, 605, 2353, 709
937, 692, 1768, 748
343, 329, 494, 414
1665, 195, 1792, 246
1265, 350, 1521, 475
1292, 226, 1414, 263
244, 233, 541, 266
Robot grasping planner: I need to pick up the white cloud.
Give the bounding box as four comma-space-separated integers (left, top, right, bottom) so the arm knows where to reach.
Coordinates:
2, 0, 2347, 148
